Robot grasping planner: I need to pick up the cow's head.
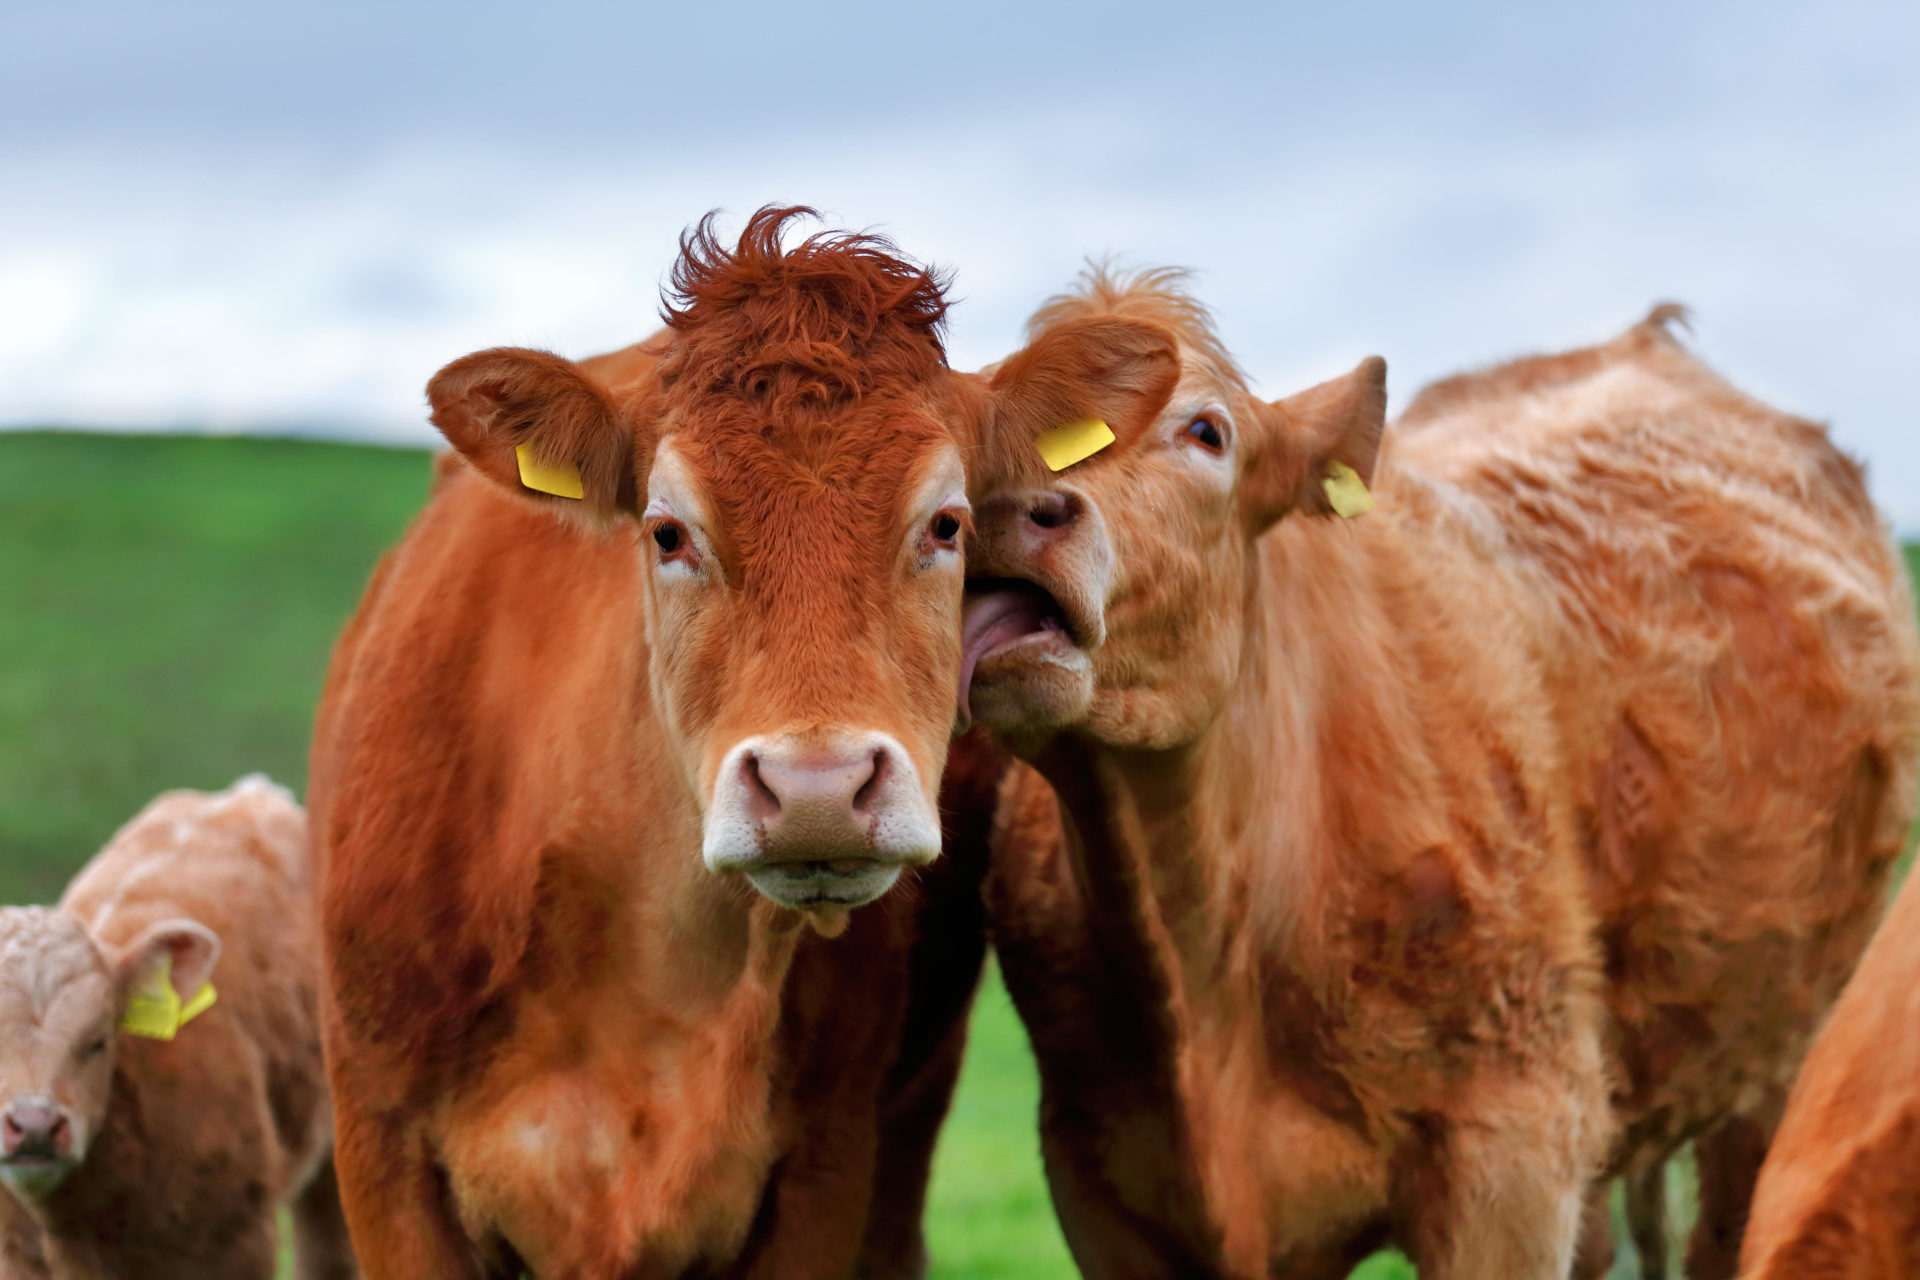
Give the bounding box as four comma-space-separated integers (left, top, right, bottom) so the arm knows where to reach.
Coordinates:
961, 267, 1386, 750
0, 906, 219, 1202
427, 209, 980, 911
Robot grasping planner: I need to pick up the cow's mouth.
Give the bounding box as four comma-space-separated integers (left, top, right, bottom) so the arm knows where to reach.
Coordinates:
0, 1151, 74, 1196
743, 859, 904, 911
957, 578, 1081, 730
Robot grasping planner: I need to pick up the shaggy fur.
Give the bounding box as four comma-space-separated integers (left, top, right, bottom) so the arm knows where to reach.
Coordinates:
313, 210, 1005, 1279
0, 778, 352, 1280
968, 270, 1920, 1279
1738, 868, 1920, 1279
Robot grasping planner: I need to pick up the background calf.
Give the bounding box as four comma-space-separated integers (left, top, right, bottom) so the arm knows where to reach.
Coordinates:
0, 776, 352, 1280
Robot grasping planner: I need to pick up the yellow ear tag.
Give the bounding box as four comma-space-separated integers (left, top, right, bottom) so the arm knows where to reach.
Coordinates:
1036, 419, 1116, 472
514, 444, 585, 500
1322, 461, 1374, 518
118, 955, 218, 1042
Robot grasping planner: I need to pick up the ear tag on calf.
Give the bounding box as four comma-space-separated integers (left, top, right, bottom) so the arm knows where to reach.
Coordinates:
1322, 461, 1374, 518
119, 956, 218, 1041
514, 444, 586, 500
1037, 419, 1116, 472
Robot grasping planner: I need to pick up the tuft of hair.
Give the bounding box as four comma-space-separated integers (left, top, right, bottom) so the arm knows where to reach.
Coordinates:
660, 205, 953, 415
1641, 301, 1693, 337
1025, 262, 1245, 384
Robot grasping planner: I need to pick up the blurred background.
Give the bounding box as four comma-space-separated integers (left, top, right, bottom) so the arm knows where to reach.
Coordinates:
4, 2, 1916, 1275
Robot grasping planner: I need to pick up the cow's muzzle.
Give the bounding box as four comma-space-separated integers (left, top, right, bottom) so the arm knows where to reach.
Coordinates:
0, 1097, 78, 1198
703, 730, 940, 910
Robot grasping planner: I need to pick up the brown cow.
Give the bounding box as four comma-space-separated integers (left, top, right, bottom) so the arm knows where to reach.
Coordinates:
0, 776, 352, 1280
963, 269, 1920, 1278
1738, 867, 1920, 1279
311, 208, 1014, 1279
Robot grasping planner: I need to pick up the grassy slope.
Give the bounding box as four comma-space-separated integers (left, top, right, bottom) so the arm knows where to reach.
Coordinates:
0, 432, 430, 902
0, 431, 1910, 1278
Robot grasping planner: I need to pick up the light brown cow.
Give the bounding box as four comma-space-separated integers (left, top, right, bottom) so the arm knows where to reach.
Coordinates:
0, 776, 351, 1280
312, 208, 1018, 1278
963, 270, 1920, 1278
1738, 866, 1920, 1279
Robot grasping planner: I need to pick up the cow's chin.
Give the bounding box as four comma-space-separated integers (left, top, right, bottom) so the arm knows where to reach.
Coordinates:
742, 861, 905, 910
965, 640, 1095, 737
1, 1153, 78, 1201
960, 579, 1096, 739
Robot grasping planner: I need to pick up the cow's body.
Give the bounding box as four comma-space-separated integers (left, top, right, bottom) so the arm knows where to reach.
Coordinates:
313, 464, 996, 1279
1738, 868, 1920, 1279
1388, 316, 1920, 1275
968, 284, 1919, 1278
315, 212, 1005, 1279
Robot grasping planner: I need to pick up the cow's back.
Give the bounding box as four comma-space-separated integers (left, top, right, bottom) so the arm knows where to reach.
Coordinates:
1387, 314, 1920, 1160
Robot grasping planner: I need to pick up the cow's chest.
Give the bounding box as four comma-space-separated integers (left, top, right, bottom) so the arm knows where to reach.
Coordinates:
436, 993, 779, 1279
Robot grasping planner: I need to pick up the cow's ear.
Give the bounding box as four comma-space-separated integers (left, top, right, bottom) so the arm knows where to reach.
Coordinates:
1242, 356, 1387, 534
112, 918, 220, 1002
428, 347, 642, 518
984, 316, 1181, 486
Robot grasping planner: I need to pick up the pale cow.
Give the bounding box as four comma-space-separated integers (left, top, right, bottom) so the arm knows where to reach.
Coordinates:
0, 776, 351, 1280
963, 271, 1920, 1278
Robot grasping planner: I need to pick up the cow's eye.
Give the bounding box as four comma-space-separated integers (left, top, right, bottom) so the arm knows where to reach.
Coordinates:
652, 519, 688, 559
915, 509, 967, 564
1184, 416, 1226, 453
76, 1035, 108, 1062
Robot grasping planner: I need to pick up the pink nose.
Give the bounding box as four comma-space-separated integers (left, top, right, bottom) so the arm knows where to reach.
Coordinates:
741, 745, 888, 859
3, 1102, 70, 1158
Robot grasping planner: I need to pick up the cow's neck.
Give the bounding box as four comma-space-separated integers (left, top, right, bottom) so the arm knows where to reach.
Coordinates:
1039, 516, 1418, 991
1028, 515, 1430, 1268
519, 561, 807, 1096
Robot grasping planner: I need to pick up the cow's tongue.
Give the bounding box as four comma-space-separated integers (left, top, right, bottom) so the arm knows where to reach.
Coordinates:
957, 583, 1062, 730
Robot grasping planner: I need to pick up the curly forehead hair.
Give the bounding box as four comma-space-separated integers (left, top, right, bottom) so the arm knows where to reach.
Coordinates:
661, 205, 952, 412
1026, 262, 1246, 386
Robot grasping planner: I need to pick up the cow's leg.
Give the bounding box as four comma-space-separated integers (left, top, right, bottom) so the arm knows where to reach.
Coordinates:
851, 1013, 972, 1280
292, 1149, 360, 1280
1684, 1113, 1774, 1280
1041, 1131, 1220, 1279
333, 1104, 483, 1280
204, 1213, 281, 1280
1625, 1161, 1669, 1280
1570, 1180, 1616, 1280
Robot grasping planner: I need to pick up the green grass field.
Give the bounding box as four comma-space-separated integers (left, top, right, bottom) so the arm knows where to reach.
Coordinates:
1, 430, 1911, 1278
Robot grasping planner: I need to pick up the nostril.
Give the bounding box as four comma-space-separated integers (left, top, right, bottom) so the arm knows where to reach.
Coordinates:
1028, 491, 1079, 530
46, 1115, 67, 1145
741, 752, 781, 824
850, 749, 887, 816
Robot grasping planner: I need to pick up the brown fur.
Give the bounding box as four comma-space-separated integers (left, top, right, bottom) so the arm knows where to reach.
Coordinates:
1739, 869, 1920, 1279
968, 271, 1920, 1278
313, 211, 1006, 1278
0, 778, 352, 1279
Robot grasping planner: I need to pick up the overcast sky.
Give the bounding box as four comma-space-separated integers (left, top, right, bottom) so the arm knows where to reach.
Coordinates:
4, 0, 1917, 524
